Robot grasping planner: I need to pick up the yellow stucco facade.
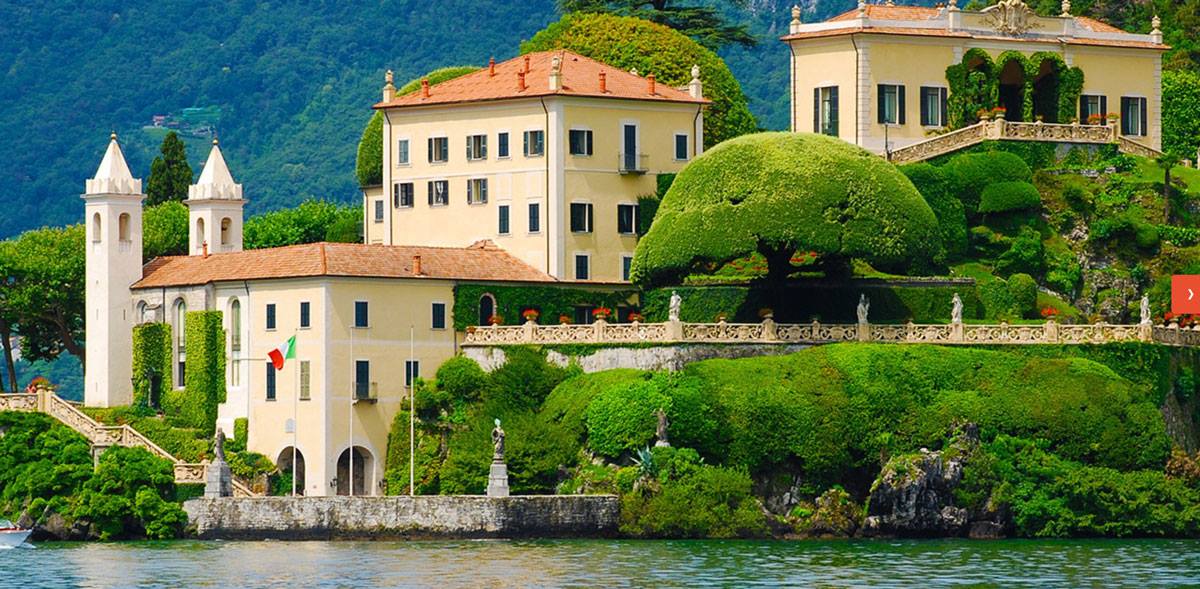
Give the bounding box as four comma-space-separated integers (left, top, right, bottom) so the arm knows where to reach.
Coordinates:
369, 86, 704, 283
784, 2, 1167, 153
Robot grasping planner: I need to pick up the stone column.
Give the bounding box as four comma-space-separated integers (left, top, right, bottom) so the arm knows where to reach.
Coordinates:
487, 463, 509, 498
762, 316, 777, 341
666, 319, 684, 342
523, 320, 536, 343
1044, 319, 1059, 343
951, 322, 964, 343
857, 322, 870, 342
205, 459, 232, 498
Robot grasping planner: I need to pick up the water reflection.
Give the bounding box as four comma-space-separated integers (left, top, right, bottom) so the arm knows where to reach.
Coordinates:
4, 538, 1200, 588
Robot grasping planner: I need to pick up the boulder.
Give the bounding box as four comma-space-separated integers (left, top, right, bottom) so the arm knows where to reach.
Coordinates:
805, 488, 860, 537
861, 423, 979, 538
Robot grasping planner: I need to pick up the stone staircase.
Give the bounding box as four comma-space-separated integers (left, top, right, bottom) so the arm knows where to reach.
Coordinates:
0, 389, 256, 497
887, 119, 1164, 164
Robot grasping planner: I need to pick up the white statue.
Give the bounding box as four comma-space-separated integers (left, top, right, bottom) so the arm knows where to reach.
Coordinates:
951, 293, 963, 324
668, 290, 682, 322
857, 294, 870, 324
1140, 295, 1151, 325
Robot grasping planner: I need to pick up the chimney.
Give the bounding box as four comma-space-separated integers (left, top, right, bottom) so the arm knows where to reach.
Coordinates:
647, 73, 656, 96
524, 55, 531, 74
688, 64, 702, 99
382, 69, 396, 102
413, 254, 423, 276
549, 55, 562, 91
202, 241, 209, 259
599, 72, 607, 93
517, 71, 526, 91
489, 57, 496, 77
421, 79, 430, 98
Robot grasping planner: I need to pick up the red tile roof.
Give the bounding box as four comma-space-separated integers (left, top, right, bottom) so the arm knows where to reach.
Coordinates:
784, 5, 1165, 50
374, 50, 709, 110
133, 241, 555, 288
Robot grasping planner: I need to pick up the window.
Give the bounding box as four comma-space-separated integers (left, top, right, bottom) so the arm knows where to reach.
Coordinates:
622, 256, 633, 281
574, 305, 594, 325
498, 132, 510, 158
355, 360, 370, 399
674, 134, 689, 161
466, 134, 487, 160
814, 86, 839, 136
394, 182, 414, 208
118, 213, 131, 241
91, 213, 101, 242
467, 178, 488, 204
405, 360, 420, 388
354, 301, 368, 328
1080, 94, 1107, 124
1121, 97, 1147, 136
528, 203, 541, 233
524, 130, 545, 157
266, 362, 276, 401
919, 87, 948, 127
877, 84, 905, 125
220, 217, 231, 245
478, 294, 496, 326
569, 129, 593, 156
570, 202, 594, 233
373, 199, 384, 223
432, 303, 446, 329
300, 301, 310, 329
428, 136, 449, 163
397, 139, 410, 165
498, 204, 510, 235
427, 180, 448, 206
299, 361, 311, 400
575, 254, 590, 280
617, 204, 638, 235
230, 299, 241, 351
266, 303, 276, 330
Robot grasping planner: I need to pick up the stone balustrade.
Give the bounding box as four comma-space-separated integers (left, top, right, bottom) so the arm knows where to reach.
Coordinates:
462, 318, 1186, 347
888, 119, 1162, 164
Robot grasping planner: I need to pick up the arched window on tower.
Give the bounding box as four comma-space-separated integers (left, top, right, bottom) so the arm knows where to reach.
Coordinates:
221, 217, 232, 246
91, 213, 101, 243
195, 218, 206, 252
118, 213, 131, 242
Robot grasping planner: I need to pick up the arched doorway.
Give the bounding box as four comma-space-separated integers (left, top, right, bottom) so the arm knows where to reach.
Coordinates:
277, 447, 306, 496
478, 293, 496, 326
336, 446, 373, 496
1032, 58, 1064, 122
998, 57, 1026, 121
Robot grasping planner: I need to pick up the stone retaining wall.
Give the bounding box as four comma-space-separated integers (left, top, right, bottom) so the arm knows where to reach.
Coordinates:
183, 495, 619, 540
466, 343, 812, 373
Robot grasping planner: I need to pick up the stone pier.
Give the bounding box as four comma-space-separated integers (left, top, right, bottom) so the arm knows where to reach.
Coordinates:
183, 495, 619, 540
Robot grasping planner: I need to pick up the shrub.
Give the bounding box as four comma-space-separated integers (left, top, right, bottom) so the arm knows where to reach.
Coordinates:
541, 369, 651, 442
996, 226, 1045, 277
979, 181, 1042, 214
71, 446, 185, 540
902, 163, 967, 260
585, 378, 672, 458
632, 132, 941, 285
1007, 273, 1037, 318
521, 13, 755, 148
485, 347, 575, 411
436, 356, 488, 404
944, 152, 1033, 217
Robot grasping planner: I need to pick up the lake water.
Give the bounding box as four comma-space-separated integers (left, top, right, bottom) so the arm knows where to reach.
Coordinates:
2, 538, 1199, 588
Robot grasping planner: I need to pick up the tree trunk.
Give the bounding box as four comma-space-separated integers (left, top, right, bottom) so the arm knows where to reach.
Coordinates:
51, 309, 85, 373
0, 320, 15, 393
1165, 167, 1172, 224
759, 245, 796, 284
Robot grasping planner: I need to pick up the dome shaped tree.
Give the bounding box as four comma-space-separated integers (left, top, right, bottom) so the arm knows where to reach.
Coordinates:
631, 132, 941, 286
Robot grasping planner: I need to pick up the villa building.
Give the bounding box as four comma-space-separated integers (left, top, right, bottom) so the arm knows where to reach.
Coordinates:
782, 0, 1167, 154
82, 134, 625, 497
365, 50, 708, 283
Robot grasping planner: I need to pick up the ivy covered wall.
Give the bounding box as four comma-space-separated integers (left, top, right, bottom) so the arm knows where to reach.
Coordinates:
945, 48, 1083, 127
131, 322, 172, 411
162, 311, 226, 433
452, 284, 638, 330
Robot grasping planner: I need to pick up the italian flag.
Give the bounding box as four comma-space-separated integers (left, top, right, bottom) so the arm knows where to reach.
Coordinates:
268, 335, 296, 370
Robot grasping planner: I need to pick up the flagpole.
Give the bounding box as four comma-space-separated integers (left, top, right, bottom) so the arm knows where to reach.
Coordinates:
292, 329, 298, 497
409, 324, 415, 497
349, 328, 354, 497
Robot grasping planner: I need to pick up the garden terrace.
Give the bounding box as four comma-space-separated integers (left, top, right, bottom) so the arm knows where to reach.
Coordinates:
462, 317, 1200, 347
888, 118, 1163, 164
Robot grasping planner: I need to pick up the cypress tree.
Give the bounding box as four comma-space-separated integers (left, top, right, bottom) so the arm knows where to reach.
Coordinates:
146, 131, 193, 205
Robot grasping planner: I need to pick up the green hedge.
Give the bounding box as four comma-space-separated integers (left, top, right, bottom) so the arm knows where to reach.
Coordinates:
944, 152, 1033, 217
1007, 273, 1037, 318
901, 163, 967, 260
132, 322, 172, 411
642, 283, 983, 323
585, 377, 671, 458
164, 311, 225, 433
452, 284, 637, 330
979, 181, 1042, 214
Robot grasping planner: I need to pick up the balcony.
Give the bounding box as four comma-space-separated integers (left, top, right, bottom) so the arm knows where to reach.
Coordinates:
618, 152, 648, 175
353, 381, 378, 403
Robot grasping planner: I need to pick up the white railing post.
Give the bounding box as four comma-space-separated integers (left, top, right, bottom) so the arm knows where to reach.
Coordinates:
1044, 319, 1059, 343
593, 318, 606, 342
762, 316, 777, 341
666, 319, 683, 342
523, 320, 535, 343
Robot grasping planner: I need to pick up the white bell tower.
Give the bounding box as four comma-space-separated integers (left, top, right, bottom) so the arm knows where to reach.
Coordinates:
83, 133, 144, 407
187, 139, 244, 256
